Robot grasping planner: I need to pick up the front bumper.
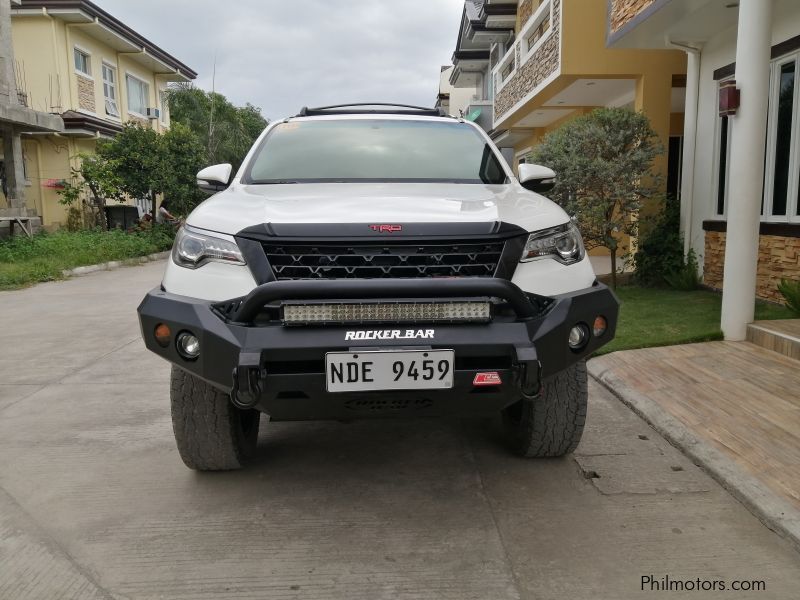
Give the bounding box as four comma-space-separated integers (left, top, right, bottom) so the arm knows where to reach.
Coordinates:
138, 278, 618, 420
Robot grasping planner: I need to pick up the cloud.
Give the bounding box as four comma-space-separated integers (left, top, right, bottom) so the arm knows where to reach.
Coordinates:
95, 0, 465, 120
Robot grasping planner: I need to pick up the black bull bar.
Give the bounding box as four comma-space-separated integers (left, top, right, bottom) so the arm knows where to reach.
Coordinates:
138, 278, 618, 417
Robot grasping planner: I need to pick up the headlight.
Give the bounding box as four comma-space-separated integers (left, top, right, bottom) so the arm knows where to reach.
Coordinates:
520, 222, 585, 264
172, 226, 245, 269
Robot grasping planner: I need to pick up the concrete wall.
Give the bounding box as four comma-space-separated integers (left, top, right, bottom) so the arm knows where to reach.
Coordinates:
439, 66, 478, 117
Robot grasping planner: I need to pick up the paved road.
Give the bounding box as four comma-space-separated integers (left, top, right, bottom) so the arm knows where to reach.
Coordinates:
1, 263, 799, 600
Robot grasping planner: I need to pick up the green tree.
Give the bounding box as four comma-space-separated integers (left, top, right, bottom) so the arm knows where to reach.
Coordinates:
96, 123, 163, 221
57, 153, 124, 230
58, 122, 205, 225
161, 122, 206, 215
531, 108, 664, 288
166, 84, 268, 171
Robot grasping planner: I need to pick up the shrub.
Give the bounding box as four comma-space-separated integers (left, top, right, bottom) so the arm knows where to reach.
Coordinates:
531, 108, 663, 288
0, 227, 176, 289
633, 193, 684, 286
778, 278, 800, 315
664, 248, 701, 291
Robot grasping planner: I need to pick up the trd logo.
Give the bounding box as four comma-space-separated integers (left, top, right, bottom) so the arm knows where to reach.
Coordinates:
369, 224, 403, 233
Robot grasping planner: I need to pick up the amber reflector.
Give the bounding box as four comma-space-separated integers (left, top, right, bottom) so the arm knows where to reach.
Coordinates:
593, 316, 608, 338
154, 323, 172, 347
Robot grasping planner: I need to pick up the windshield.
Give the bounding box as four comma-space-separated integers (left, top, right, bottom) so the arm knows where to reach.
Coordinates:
243, 119, 508, 184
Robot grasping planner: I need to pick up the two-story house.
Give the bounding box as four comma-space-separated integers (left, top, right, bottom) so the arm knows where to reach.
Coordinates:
450, 1, 686, 196
607, 0, 800, 339
8, 0, 196, 228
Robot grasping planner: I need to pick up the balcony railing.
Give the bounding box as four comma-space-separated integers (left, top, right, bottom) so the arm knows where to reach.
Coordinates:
465, 98, 494, 132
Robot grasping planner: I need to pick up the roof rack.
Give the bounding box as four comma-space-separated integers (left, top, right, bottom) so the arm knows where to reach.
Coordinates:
295, 103, 448, 118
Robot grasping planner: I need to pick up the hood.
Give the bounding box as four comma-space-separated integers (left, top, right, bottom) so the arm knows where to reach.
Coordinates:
186, 182, 570, 235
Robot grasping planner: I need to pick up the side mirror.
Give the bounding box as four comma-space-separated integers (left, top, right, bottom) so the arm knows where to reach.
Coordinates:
197, 163, 233, 194
518, 163, 556, 194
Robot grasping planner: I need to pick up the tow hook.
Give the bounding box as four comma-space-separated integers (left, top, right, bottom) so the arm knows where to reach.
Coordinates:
518, 360, 542, 400
514, 345, 541, 400
231, 351, 266, 409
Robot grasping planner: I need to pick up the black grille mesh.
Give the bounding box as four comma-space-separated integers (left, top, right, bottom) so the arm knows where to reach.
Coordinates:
263, 241, 505, 280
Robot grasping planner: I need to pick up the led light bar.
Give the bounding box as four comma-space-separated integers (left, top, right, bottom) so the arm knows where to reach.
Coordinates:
282, 301, 492, 325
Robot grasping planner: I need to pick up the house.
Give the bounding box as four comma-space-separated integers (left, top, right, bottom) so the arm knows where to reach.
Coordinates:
607, 0, 800, 339
4, 0, 196, 228
436, 65, 479, 119
448, 0, 687, 270
0, 0, 62, 234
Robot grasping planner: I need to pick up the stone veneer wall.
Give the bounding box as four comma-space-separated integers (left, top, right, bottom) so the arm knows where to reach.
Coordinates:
519, 0, 534, 25
494, 0, 560, 120
609, 0, 657, 33
77, 76, 95, 112
704, 231, 800, 303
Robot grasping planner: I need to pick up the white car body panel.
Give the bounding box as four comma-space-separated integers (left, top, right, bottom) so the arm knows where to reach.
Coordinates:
186, 182, 571, 236
163, 260, 257, 301
163, 113, 597, 301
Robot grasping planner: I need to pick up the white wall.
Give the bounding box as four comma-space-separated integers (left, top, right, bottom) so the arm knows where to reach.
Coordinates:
439, 66, 480, 117
689, 1, 800, 268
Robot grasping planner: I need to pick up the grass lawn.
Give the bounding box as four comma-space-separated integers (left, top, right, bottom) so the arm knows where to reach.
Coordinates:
0, 228, 174, 290
596, 286, 797, 355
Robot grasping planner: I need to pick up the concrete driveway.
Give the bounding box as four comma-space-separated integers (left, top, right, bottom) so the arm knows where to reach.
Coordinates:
1, 262, 799, 600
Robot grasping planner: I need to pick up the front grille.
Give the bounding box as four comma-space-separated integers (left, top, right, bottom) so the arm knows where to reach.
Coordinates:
263, 241, 505, 280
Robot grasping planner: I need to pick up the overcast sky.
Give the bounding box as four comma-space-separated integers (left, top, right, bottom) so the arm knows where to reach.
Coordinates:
95, 0, 465, 121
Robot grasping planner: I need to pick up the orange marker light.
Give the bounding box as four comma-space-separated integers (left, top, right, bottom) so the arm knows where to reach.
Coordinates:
593, 316, 607, 338
154, 323, 172, 347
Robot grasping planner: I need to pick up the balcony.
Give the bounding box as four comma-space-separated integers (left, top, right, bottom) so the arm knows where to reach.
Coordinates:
493, 0, 562, 126
465, 98, 494, 132
607, 0, 739, 49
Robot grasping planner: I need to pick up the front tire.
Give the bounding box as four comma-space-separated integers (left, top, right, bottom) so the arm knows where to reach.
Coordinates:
170, 366, 261, 471
502, 360, 587, 457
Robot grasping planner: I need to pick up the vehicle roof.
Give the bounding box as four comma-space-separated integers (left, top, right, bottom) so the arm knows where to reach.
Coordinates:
284, 113, 464, 123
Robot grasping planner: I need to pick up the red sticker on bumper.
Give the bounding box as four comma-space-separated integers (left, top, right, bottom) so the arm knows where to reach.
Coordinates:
473, 372, 502, 386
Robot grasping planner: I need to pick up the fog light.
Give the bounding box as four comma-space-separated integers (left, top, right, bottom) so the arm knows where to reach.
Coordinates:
176, 332, 200, 360
593, 316, 608, 337
154, 323, 171, 348
568, 324, 589, 350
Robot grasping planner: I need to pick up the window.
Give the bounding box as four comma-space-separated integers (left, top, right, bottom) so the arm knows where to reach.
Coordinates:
520, 0, 553, 61
73, 48, 91, 77
126, 74, 149, 116
102, 64, 119, 117
715, 113, 731, 216
244, 120, 509, 185
526, 15, 551, 50
501, 60, 514, 82
667, 136, 684, 201
159, 90, 169, 124
494, 47, 515, 93
764, 53, 800, 222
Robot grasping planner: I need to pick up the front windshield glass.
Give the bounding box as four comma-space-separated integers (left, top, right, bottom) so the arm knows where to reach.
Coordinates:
243, 119, 508, 184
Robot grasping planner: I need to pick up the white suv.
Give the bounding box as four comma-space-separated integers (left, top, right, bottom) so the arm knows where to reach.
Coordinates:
138, 104, 618, 471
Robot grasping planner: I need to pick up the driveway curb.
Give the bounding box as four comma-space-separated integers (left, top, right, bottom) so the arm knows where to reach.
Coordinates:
587, 359, 800, 553
62, 251, 170, 278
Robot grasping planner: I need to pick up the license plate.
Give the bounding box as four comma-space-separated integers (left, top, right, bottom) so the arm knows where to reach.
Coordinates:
325, 349, 454, 393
